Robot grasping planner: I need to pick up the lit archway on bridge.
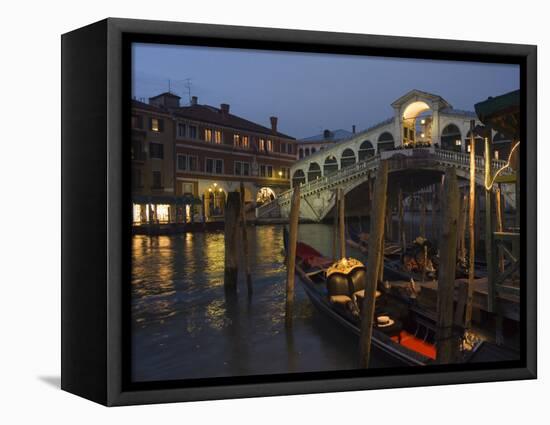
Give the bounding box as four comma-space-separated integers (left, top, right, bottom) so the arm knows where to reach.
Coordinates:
323, 155, 338, 175
441, 124, 462, 152
256, 187, 276, 204
292, 169, 306, 187
307, 162, 322, 181
377, 132, 395, 152
402, 101, 433, 146
358, 140, 375, 160
341, 148, 356, 168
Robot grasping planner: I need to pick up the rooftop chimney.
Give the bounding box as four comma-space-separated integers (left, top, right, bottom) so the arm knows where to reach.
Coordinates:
270, 116, 278, 134
220, 103, 230, 115
352, 125, 356, 134
191, 96, 198, 106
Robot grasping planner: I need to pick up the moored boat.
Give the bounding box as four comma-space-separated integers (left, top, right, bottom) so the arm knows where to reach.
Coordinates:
288, 235, 485, 367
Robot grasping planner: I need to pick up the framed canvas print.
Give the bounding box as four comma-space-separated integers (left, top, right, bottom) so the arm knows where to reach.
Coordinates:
61, 18, 537, 406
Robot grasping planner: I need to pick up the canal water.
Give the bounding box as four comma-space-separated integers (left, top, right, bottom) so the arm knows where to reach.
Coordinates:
131, 223, 400, 383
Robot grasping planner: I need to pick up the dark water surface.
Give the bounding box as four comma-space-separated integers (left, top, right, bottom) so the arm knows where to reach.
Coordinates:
131, 223, 400, 382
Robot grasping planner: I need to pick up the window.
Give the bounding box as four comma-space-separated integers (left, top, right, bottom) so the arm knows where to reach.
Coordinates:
233, 134, 240, 147
149, 142, 164, 159
204, 128, 213, 142
206, 158, 224, 174
234, 161, 250, 176
266, 139, 273, 152
189, 125, 198, 139
281, 142, 286, 153
287, 143, 293, 154
150, 118, 163, 132
152, 171, 162, 188
177, 154, 187, 171
182, 182, 194, 194
259, 165, 273, 177
177, 154, 198, 172
311, 147, 316, 154
242, 135, 249, 149
214, 130, 222, 144
259, 138, 265, 151
131, 115, 143, 129
177, 123, 186, 137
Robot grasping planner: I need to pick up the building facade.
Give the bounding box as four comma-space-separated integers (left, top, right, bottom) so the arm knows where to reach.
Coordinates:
130, 92, 297, 226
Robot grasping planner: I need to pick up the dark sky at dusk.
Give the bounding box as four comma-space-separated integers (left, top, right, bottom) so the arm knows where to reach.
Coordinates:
132, 43, 519, 139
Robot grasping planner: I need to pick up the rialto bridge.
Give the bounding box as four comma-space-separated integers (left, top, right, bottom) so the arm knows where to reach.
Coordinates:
256, 90, 517, 221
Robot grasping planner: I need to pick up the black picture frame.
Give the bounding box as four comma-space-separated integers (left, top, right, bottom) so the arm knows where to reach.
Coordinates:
61, 18, 537, 406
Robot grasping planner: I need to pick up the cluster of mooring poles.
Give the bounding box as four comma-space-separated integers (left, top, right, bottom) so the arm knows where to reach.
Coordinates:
223, 183, 253, 299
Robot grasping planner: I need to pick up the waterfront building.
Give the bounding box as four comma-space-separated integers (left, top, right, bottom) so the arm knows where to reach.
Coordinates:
131, 98, 176, 225
130, 92, 297, 226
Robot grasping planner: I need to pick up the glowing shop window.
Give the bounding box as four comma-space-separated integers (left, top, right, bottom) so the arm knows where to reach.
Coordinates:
156, 204, 170, 223
133, 204, 142, 223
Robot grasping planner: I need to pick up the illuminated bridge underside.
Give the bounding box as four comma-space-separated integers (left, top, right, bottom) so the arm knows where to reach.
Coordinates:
256, 148, 516, 222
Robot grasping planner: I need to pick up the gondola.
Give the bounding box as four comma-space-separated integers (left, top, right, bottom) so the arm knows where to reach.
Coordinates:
285, 230, 485, 366
346, 225, 401, 259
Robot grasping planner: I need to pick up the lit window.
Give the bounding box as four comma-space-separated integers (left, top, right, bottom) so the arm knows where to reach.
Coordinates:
267, 140, 273, 151
205, 128, 213, 142
259, 139, 265, 151
242, 136, 249, 149
151, 118, 163, 132
214, 130, 222, 144
233, 134, 240, 147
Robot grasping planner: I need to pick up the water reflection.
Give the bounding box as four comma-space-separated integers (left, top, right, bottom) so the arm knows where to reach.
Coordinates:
131, 224, 394, 382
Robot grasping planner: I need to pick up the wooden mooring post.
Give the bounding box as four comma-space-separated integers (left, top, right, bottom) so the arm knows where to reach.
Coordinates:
465, 120, 477, 329
332, 190, 339, 261
359, 161, 388, 368
338, 188, 346, 259
224, 191, 241, 293
436, 168, 460, 364
398, 189, 405, 254
285, 185, 301, 328
484, 133, 496, 313
239, 182, 252, 297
